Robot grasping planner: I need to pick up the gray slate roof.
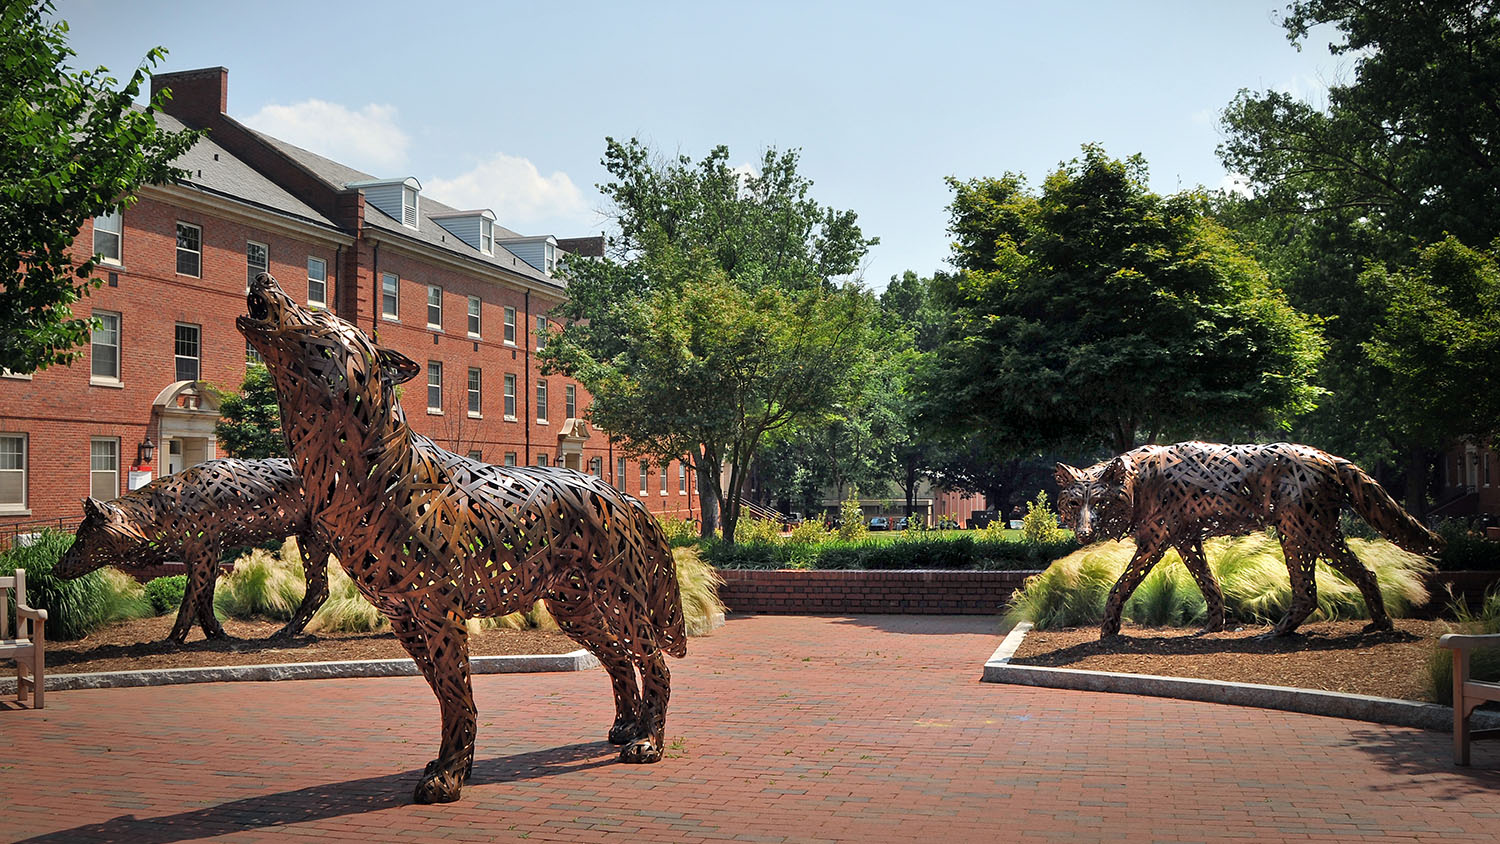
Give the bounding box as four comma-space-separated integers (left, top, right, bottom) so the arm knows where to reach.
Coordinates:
249, 130, 563, 291
160, 112, 339, 230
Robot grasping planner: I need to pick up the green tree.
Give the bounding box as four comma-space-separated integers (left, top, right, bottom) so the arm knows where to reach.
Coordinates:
0, 0, 200, 374
541, 139, 878, 543
213, 363, 286, 459
924, 146, 1325, 455
1363, 237, 1500, 451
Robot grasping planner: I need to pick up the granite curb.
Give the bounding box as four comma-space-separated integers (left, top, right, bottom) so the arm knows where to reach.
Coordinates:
982, 621, 1500, 734
1, 649, 601, 694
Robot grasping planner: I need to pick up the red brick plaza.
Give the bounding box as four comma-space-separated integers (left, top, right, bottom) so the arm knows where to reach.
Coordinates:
3, 615, 1497, 843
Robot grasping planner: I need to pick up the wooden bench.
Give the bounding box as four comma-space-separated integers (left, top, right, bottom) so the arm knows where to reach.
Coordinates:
0, 569, 47, 709
1438, 633, 1500, 765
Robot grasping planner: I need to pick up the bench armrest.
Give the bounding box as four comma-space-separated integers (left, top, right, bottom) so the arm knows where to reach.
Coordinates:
1439, 633, 1500, 652
15, 604, 47, 622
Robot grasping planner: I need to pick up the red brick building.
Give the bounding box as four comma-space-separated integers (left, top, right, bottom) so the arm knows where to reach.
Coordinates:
0, 67, 699, 535
1437, 441, 1500, 520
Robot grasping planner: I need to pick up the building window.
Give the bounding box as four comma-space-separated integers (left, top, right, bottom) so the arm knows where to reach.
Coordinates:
246, 340, 261, 363
503, 306, 516, 345
617, 457, 627, 491
660, 464, 669, 495
480, 218, 494, 255
427, 361, 442, 412
467, 296, 481, 337
1486, 452, 1493, 487
565, 384, 576, 419
467, 367, 482, 417
0, 434, 26, 513
535, 315, 549, 350
536, 380, 548, 422
467, 449, 483, 461
91, 310, 120, 382
402, 185, 419, 228
175, 323, 200, 382
246, 241, 268, 290
427, 285, 443, 329
176, 222, 201, 277
537, 453, 549, 467
590, 456, 603, 477
679, 462, 687, 494
382, 272, 399, 320
504, 452, 517, 466
94, 209, 122, 264
307, 257, 327, 307
639, 463, 649, 496
545, 241, 557, 275
90, 438, 118, 501
503, 373, 516, 419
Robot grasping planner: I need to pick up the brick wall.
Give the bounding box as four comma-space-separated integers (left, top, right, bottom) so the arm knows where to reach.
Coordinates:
716, 569, 1039, 615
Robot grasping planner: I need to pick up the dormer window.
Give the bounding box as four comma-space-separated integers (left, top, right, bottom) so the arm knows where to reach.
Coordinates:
480, 218, 494, 255
545, 241, 557, 275
402, 185, 419, 228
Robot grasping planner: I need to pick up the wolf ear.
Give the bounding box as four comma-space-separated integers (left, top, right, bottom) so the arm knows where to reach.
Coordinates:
376, 347, 421, 385
1100, 455, 1133, 486
1054, 463, 1084, 487
82, 497, 106, 517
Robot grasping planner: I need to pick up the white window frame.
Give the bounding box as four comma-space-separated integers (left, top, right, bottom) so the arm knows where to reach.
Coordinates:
617, 457, 627, 491
590, 456, 603, 478
94, 209, 122, 265
0, 433, 28, 514
174, 322, 201, 382
176, 222, 202, 277
402, 185, 419, 228
660, 465, 669, 496
503, 373, 517, 420
565, 384, 576, 419
535, 315, 548, 350
427, 361, 443, 413
307, 257, 328, 308
537, 453, 549, 467
639, 463, 649, 496
91, 310, 121, 385
90, 437, 119, 501
679, 462, 687, 494
382, 272, 400, 321
467, 296, 482, 338
503, 306, 516, 345
427, 284, 443, 330
504, 452, 517, 466
536, 379, 548, 423
545, 241, 557, 275
246, 240, 268, 291
480, 218, 494, 255
467, 367, 482, 418
467, 449, 483, 461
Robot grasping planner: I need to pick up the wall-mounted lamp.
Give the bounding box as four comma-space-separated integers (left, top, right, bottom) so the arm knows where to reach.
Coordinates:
137, 437, 156, 465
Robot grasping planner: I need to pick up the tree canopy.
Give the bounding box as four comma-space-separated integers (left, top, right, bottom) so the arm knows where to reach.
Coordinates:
213, 363, 286, 459
923, 145, 1326, 456
540, 138, 877, 542
0, 0, 200, 374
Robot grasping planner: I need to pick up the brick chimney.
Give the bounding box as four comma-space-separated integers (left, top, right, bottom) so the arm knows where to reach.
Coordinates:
150, 67, 229, 126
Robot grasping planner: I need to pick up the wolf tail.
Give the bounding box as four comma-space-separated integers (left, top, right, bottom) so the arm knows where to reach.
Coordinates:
1337, 460, 1444, 555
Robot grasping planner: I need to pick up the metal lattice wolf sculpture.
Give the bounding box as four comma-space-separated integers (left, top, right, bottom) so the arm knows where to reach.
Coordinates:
239, 273, 686, 804
57, 458, 332, 643
1054, 441, 1443, 639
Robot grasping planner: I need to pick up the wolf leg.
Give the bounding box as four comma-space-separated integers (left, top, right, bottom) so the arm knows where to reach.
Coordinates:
1178, 540, 1225, 633
1269, 543, 1319, 636
1101, 529, 1168, 638
550, 595, 643, 745
1326, 541, 1392, 633
391, 608, 476, 804
276, 531, 330, 638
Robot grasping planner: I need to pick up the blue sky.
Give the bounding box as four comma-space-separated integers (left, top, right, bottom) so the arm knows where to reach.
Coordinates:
59, 1, 1348, 290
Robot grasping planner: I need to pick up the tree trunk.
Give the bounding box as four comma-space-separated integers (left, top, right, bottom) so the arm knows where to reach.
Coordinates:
696, 458, 719, 539
1405, 446, 1430, 518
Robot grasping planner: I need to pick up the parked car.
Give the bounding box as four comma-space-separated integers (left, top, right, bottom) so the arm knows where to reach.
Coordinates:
894, 516, 910, 531
868, 516, 889, 531
784, 512, 804, 528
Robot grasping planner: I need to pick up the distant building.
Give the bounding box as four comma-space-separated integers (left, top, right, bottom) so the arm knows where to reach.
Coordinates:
1435, 441, 1499, 520
0, 67, 699, 535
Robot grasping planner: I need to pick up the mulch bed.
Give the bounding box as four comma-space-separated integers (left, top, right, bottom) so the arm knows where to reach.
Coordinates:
1010, 618, 1458, 702
36, 615, 582, 676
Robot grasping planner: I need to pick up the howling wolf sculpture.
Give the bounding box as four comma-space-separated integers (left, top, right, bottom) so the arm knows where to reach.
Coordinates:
239, 273, 686, 804
1054, 441, 1442, 639
57, 458, 332, 642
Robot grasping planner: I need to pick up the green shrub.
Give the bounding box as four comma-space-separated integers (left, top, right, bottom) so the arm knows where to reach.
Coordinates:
143, 574, 188, 616
1007, 534, 1436, 630
787, 519, 830, 544
213, 544, 305, 621
734, 516, 784, 544
1427, 587, 1500, 705
1021, 491, 1064, 544
0, 529, 151, 639
307, 559, 387, 633
838, 495, 867, 542
658, 516, 700, 548
1433, 521, 1500, 571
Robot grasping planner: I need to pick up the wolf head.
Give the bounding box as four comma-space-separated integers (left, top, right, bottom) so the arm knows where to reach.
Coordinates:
56, 498, 150, 578
1054, 455, 1136, 544
238, 273, 420, 441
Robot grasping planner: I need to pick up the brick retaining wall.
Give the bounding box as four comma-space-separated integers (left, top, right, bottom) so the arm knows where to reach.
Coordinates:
716, 569, 1038, 615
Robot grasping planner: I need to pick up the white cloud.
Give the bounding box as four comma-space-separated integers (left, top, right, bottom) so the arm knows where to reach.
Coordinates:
246, 99, 410, 174
1219, 173, 1254, 198
426, 152, 590, 230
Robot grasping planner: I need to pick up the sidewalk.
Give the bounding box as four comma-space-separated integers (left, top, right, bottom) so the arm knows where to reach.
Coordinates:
3, 614, 1497, 843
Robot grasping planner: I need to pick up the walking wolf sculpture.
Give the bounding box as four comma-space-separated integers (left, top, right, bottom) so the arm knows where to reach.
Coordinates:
57, 458, 332, 642
1054, 441, 1443, 639
239, 273, 686, 804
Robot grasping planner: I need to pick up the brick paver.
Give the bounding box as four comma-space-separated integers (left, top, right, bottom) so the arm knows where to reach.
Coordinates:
3, 614, 1497, 842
